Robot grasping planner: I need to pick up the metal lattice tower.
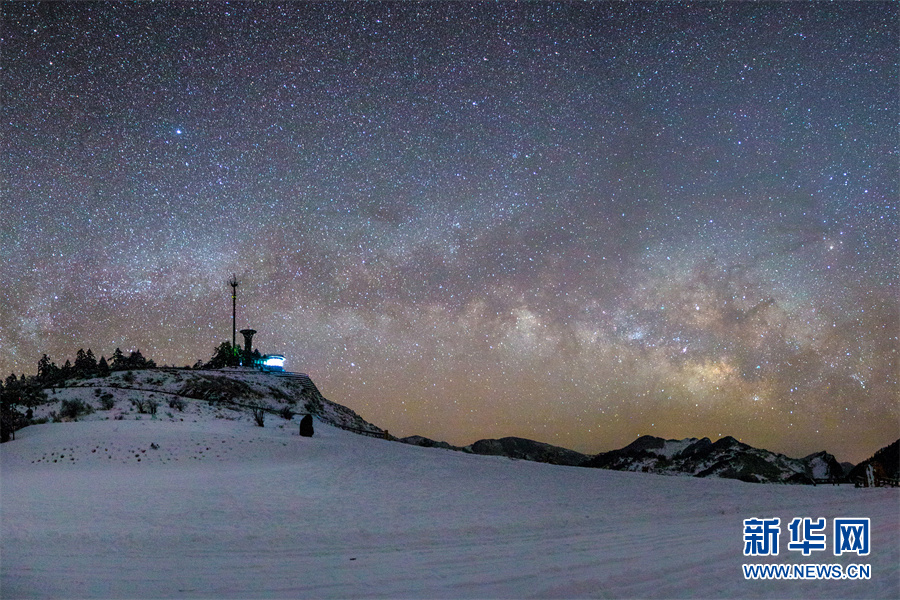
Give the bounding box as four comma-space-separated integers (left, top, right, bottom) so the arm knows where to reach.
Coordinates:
228, 274, 239, 352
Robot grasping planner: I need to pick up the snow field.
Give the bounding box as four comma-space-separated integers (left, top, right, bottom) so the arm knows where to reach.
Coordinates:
2, 418, 898, 599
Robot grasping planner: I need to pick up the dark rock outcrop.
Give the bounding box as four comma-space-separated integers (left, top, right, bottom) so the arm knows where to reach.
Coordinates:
466, 436, 588, 467
299, 414, 314, 437
398, 435, 459, 450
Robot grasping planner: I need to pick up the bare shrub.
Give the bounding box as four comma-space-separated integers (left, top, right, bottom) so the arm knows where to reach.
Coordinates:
59, 399, 93, 420
99, 393, 115, 410
251, 405, 266, 427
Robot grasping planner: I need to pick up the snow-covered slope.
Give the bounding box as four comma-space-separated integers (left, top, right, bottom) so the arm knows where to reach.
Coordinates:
2, 410, 898, 598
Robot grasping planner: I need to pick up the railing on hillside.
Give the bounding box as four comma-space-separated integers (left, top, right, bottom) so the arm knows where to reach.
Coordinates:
270, 371, 322, 396
852, 475, 900, 488
328, 421, 395, 440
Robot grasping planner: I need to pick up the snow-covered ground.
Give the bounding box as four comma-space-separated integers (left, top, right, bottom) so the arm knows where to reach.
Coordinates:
2, 412, 898, 598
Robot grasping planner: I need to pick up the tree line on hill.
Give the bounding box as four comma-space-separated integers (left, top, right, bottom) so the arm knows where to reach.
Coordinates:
1, 342, 259, 441
204, 341, 260, 369
35, 348, 157, 385
1, 348, 156, 442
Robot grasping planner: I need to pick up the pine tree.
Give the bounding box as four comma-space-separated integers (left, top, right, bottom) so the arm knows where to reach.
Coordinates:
111, 348, 126, 370
206, 342, 237, 369
97, 356, 110, 377
37, 355, 60, 384
0, 401, 24, 443
75, 348, 87, 368
127, 350, 146, 369
74, 349, 98, 377
0, 375, 25, 442
38, 354, 52, 379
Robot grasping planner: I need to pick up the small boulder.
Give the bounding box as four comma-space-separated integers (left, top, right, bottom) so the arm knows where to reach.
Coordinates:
299, 414, 314, 437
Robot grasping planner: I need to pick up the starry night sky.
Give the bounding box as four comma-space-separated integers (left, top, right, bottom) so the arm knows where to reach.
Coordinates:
2, 2, 897, 463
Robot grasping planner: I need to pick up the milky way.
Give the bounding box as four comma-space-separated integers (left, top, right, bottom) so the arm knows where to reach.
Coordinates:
2, 2, 896, 462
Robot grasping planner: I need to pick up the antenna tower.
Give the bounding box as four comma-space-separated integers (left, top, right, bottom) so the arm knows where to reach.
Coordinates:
228, 274, 239, 352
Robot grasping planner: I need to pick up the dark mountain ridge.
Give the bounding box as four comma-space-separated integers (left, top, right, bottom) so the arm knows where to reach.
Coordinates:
400, 432, 859, 484
847, 439, 900, 485
466, 436, 589, 466
584, 434, 848, 484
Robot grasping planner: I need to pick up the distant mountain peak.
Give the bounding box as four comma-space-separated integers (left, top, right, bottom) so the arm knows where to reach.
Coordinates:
583, 434, 845, 484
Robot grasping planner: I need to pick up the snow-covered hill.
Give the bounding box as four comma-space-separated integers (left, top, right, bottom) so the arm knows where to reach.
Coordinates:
2, 382, 898, 598
22, 367, 382, 436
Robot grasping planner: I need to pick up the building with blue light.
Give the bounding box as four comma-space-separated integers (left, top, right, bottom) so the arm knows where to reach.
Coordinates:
256, 354, 285, 372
